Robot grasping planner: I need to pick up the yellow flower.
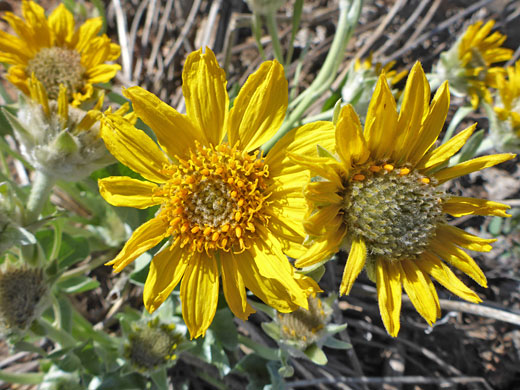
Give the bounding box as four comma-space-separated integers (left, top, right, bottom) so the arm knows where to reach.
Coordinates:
435, 20, 512, 109
98, 48, 323, 339
494, 60, 520, 130
291, 62, 515, 336
0, 0, 120, 106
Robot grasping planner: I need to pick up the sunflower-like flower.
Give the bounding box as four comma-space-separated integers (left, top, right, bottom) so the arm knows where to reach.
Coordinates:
0, 0, 120, 105
4, 75, 125, 181
488, 60, 520, 151
290, 62, 515, 336
433, 20, 512, 109
341, 55, 407, 121
98, 48, 324, 339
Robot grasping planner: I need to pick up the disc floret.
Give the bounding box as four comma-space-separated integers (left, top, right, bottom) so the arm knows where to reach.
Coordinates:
343, 163, 445, 262
156, 142, 271, 254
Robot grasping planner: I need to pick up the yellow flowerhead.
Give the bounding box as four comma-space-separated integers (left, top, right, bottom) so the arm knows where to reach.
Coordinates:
0, 0, 120, 105
99, 48, 322, 339
434, 20, 512, 109
342, 55, 407, 120
495, 60, 520, 129
291, 62, 515, 336
487, 60, 520, 152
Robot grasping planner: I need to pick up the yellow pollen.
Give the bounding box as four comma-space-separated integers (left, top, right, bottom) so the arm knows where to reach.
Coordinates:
247, 222, 255, 232
222, 224, 230, 233
201, 168, 210, 176
172, 216, 182, 226
191, 226, 200, 234
230, 191, 238, 198
181, 223, 189, 233
185, 175, 195, 184
421, 177, 431, 184
353, 174, 365, 181
237, 199, 245, 207
237, 180, 245, 188
227, 178, 234, 185
212, 232, 219, 242
384, 164, 394, 171
221, 238, 228, 247
215, 167, 224, 175
235, 211, 242, 222
235, 226, 242, 238
203, 226, 212, 236
174, 207, 183, 215
370, 165, 381, 172
399, 167, 411, 176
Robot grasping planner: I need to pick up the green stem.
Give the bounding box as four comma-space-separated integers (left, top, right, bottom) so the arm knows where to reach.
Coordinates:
0, 370, 43, 385
285, 0, 303, 67
265, 10, 284, 64
261, 0, 362, 152
252, 14, 266, 60
25, 171, 56, 225
36, 317, 76, 348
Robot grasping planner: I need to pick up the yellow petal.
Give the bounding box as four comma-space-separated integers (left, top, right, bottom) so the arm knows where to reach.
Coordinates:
304, 204, 342, 236
295, 226, 346, 268
416, 252, 481, 303
105, 216, 168, 273
434, 153, 515, 184
86, 64, 121, 84
228, 60, 288, 152
100, 114, 170, 183
266, 121, 335, 179
375, 259, 402, 337
235, 246, 301, 313
364, 74, 398, 161
265, 213, 306, 259
339, 237, 366, 296
393, 62, 430, 163
287, 152, 344, 188
304, 181, 343, 204
98, 176, 163, 209
429, 238, 487, 287
144, 244, 191, 313
400, 259, 440, 325
417, 124, 476, 171
22, 0, 51, 48
48, 4, 74, 45
406, 81, 450, 164
336, 104, 370, 166
75, 17, 103, 53
443, 196, 511, 218
436, 224, 496, 252
180, 252, 219, 339
123, 86, 206, 159
219, 251, 255, 320
182, 48, 228, 145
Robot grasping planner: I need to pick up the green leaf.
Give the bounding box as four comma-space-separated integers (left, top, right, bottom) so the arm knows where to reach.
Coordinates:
304, 344, 327, 365
210, 307, 238, 350
150, 368, 169, 390
322, 336, 351, 349
57, 276, 100, 294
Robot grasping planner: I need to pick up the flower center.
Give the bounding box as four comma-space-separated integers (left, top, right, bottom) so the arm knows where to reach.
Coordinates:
343, 164, 445, 261
125, 319, 182, 372
0, 267, 47, 330
26, 47, 85, 100
156, 142, 270, 253
279, 296, 329, 346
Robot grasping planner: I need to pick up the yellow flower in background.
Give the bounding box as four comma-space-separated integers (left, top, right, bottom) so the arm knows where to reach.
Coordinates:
291, 62, 514, 336
494, 60, 520, 130
434, 20, 512, 109
341, 54, 407, 121
99, 48, 323, 339
0, 0, 120, 105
